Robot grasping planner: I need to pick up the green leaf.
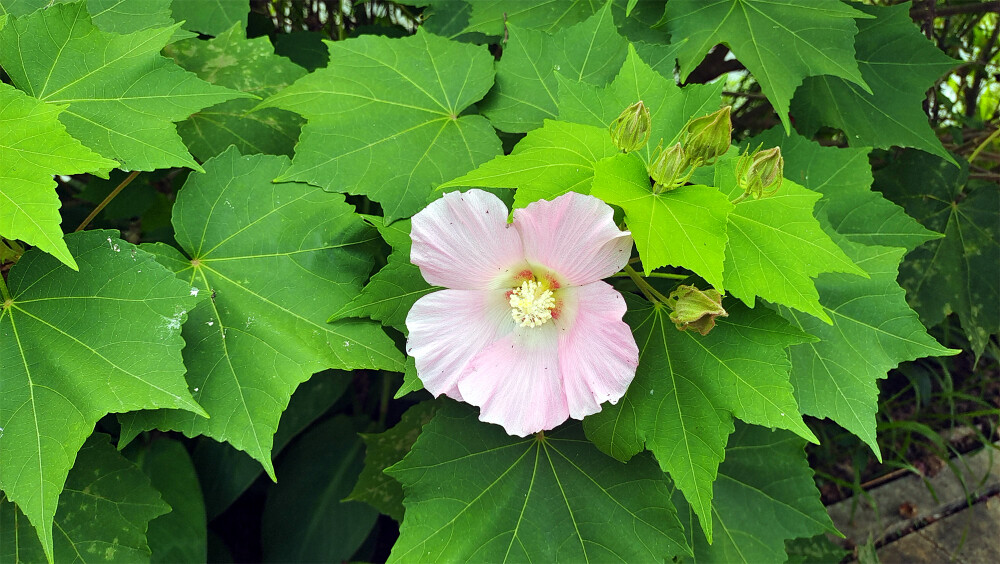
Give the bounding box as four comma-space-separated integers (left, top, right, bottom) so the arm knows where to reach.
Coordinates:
673, 424, 838, 563
557, 44, 725, 166
460, 0, 601, 36
192, 371, 351, 519
592, 153, 733, 288
165, 23, 307, 161
387, 401, 691, 562
1, 433, 170, 564
330, 217, 437, 333
0, 230, 203, 561
441, 120, 620, 208
0, 0, 189, 35
129, 438, 207, 564
875, 151, 999, 358
257, 29, 501, 221
347, 400, 438, 521
583, 295, 816, 542
713, 157, 867, 322
0, 1, 248, 171
170, 0, 247, 36
663, 0, 870, 131
479, 2, 628, 133
262, 416, 378, 563
395, 356, 425, 398
778, 233, 956, 458
117, 147, 403, 479
0, 82, 117, 269
419, 0, 473, 39
792, 3, 958, 163
750, 127, 939, 253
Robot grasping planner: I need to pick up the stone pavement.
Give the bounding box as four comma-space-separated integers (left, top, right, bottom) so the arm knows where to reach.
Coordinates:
826, 444, 1000, 563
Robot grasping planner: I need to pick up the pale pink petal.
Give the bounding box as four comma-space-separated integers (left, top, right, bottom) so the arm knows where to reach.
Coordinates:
553, 282, 639, 419
410, 190, 526, 290
513, 192, 633, 286
457, 325, 567, 436
405, 288, 514, 399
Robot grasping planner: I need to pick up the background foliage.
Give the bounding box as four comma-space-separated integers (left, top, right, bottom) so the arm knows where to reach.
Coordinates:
0, 0, 996, 562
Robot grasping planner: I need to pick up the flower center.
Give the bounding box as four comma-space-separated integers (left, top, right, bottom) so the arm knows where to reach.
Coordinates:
509, 280, 555, 328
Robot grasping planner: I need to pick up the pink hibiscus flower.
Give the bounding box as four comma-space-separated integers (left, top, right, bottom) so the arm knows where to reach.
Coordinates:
405, 189, 640, 436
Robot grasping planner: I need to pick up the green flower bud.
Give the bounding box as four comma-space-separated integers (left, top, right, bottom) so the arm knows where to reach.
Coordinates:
649, 141, 694, 193
609, 101, 651, 153
682, 106, 732, 164
667, 285, 728, 336
737, 146, 784, 200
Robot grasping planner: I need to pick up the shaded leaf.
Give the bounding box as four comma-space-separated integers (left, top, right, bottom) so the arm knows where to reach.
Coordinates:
0, 230, 203, 560
165, 23, 307, 160
170, 0, 247, 36
387, 401, 690, 563
0, 1, 248, 171
663, 0, 869, 131
117, 147, 403, 479
583, 295, 816, 542
461, 0, 601, 36
792, 3, 958, 162
257, 29, 501, 221
0, 433, 170, 563
0, 82, 117, 269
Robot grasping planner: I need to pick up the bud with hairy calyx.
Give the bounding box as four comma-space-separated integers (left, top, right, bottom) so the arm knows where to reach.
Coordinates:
682, 106, 732, 164
649, 141, 694, 193
609, 101, 651, 153
667, 285, 728, 336
737, 146, 784, 200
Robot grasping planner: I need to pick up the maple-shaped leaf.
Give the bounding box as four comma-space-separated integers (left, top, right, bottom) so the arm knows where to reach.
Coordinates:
712, 157, 867, 322
1, 433, 171, 564
480, 2, 627, 133
792, 3, 958, 162
750, 127, 939, 253
0, 0, 189, 35
593, 153, 732, 289
170, 0, 247, 36
662, 0, 870, 131
165, 23, 307, 161
330, 216, 437, 334
0, 230, 204, 561
558, 44, 724, 166
673, 424, 838, 563
778, 232, 956, 457
583, 295, 816, 542
0, 1, 248, 172
117, 147, 403, 479
387, 401, 691, 562
460, 0, 602, 36
0, 82, 117, 270
347, 401, 438, 522
256, 29, 501, 221
440, 120, 620, 208
876, 151, 999, 358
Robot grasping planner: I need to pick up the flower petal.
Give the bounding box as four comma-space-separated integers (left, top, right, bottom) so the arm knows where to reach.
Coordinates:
410, 189, 526, 289
405, 288, 513, 399
513, 192, 633, 286
554, 282, 639, 419
457, 325, 567, 437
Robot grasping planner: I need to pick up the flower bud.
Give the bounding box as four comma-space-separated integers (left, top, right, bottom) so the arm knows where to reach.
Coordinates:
649, 141, 693, 193
609, 101, 651, 153
667, 285, 728, 336
682, 106, 732, 164
744, 146, 783, 198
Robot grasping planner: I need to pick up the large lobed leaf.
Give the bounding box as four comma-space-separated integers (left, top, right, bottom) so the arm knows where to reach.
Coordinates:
0, 0, 188, 35
583, 295, 816, 542
0, 1, 248, 172
170, 0, 247, 37
1, 433, 171, 564
792, 3, 958, 162
460, 0, 603, 36
662, 0, 870, 131
0, 230, 203, 561
387, 401, 690, 563
118, 147, 403, 479
0, 82, 117, 269
257, 28, 502, 221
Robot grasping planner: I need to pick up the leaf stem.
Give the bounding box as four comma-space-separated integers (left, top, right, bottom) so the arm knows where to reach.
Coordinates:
74, 170, 141, 232
611, 271, 689, 280
730, 192, 749, 205
969, 127, 1000, 163
623, 264, 671, 304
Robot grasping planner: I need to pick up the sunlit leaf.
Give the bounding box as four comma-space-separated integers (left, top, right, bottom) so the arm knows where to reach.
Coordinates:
170, 0, 247, 36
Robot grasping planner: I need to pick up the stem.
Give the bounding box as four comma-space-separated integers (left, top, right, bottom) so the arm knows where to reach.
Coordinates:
623, 264, 671, 304
731, 192, 749, 205
611, 271, 689, 280
969, 128, 1000, 164
0, 273, 10, 301
75, 170, 141, 232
